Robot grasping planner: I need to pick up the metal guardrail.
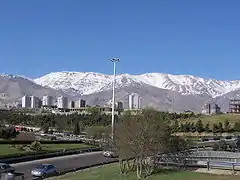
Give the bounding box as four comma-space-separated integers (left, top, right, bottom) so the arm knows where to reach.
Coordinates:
33, 155, 240, 179
0, 147, 102, 164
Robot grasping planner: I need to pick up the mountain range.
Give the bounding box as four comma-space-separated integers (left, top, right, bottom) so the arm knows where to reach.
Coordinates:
1, 71, 240, 112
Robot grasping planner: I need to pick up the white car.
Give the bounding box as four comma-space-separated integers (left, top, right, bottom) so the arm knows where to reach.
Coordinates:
103, 151, 117, 158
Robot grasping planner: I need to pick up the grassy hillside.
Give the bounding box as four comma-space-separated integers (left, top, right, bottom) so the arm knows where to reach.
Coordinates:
178, 113, 240, 126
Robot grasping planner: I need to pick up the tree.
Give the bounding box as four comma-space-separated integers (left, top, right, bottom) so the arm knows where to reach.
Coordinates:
0, 126, 19, 139
205, 123, 211, 132
218, 122, 223, 133
234, 122, 240, 132
213, 140, 228, 151
224, 120, 231, 132
212, 123, 219, 133
172, 120, 179, 132
73, 122, 80, 135
190, 122, 196, 133
86, 126, 109, 139
115, 108, 188, 179
196, 119, 204, 133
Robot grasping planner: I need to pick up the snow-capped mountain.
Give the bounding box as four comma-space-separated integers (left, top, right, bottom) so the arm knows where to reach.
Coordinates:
34, 71, 240, 98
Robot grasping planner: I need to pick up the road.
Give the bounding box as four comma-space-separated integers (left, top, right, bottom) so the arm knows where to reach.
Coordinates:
11, 151, 117, 180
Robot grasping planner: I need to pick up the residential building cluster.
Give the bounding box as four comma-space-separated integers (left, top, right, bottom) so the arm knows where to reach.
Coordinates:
128, 93, 141, 110
201, 103, 221, 115
21, 95, 86, 109
20, 92, 142, 111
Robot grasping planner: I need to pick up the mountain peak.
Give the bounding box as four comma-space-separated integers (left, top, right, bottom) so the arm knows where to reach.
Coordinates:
33, 71, 240, 97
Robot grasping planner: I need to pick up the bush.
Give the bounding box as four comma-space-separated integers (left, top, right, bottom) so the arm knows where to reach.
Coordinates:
0, 126, 19, 139
29, 141, 42, 151
213, 140, 228, 151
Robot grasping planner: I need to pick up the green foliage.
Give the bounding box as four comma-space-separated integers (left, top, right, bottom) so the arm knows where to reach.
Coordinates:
172, 120, 179, 132
29, 141, 42, 151
205, 123, 211, 132
234, 122, 240, 132
86, 126, 109, 139
212, 140, 228, 151
73, 122, 80, 135
0, 126, 19, 139
224, 120, 231, 132
0, 110, 112, 131
196, 119, 204, 133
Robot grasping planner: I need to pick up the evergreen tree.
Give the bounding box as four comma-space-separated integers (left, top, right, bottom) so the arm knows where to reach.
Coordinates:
212, 123, 219, 133
190, 122, 196, 132
196, 119, 204, 133
205, 123, 211, 132
224, 120, 231, 132
179, 123, 184, 132
172, 120, 179, 132
234, 122, 240, 132
73, 122, 80, 135
218, 122, 223, 133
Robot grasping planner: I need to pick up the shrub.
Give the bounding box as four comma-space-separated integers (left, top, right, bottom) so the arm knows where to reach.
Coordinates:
29, 141, 42, 151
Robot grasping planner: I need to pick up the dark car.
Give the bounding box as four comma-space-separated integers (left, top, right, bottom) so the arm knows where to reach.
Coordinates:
0, 172, 24, 180
0, 163, 15, 174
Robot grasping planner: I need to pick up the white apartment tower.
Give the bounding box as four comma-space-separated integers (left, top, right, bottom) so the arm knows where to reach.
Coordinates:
75, 99, 86, 108
42, 95, 54, 106
57, 96, 68, 109
30, 96, 40, 109
21, 95, 31, 108
129, 93, 141, 110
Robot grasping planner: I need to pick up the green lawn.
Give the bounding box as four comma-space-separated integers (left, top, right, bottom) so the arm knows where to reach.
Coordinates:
52, 164, 239, 180
179, 114, 240, 126
0, 143, 92, 156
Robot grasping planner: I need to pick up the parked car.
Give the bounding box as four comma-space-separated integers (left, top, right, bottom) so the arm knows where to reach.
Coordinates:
0, 163, 15, 174
0, 172, 24, 180
31, 164, 58, 178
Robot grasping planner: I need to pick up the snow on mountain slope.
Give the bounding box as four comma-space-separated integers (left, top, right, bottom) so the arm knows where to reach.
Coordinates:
34, 72, 139, 95
34, 71, 240, 97
135, 73, 240, 97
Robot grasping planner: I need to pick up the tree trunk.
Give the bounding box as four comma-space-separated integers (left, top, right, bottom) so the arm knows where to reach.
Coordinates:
143, 157, 154, 176
119, 159, 126, 174
136, 158, 143, 179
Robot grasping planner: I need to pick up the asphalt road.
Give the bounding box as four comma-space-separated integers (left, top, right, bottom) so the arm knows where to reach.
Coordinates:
11, 151, 117, 180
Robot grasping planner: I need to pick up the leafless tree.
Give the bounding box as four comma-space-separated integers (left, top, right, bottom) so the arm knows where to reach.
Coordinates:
114, 108, 189, 179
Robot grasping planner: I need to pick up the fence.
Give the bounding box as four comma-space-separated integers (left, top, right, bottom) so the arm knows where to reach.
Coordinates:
0, 147, 102, 164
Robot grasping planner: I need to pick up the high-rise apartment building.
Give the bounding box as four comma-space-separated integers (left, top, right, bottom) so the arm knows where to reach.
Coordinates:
75, 99, 86, 108
129, 93, 141, 110
57, 96, 68, 109
69, 101, 75, 108
22, 95, 31, 108
117, 101, 123, 109
30, 96, 40, 109
42, 95, 54, 106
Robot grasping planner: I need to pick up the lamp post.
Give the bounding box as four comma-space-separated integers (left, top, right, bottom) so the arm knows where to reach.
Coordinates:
110, 58, 120, 140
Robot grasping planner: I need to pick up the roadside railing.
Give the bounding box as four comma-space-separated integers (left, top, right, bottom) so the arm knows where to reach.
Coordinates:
0, 147, 102, 164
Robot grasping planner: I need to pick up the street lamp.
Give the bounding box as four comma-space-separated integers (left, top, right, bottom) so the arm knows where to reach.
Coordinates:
110, 58, 120, 140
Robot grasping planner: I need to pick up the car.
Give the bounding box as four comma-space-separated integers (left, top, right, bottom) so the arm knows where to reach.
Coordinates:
0, 172, 24, 180
0, 163, 15, 174
31, 164, 58, 178
103, 151, 118, 158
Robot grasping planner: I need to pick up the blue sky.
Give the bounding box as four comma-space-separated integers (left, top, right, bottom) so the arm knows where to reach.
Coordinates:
0, 0, 240, 80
